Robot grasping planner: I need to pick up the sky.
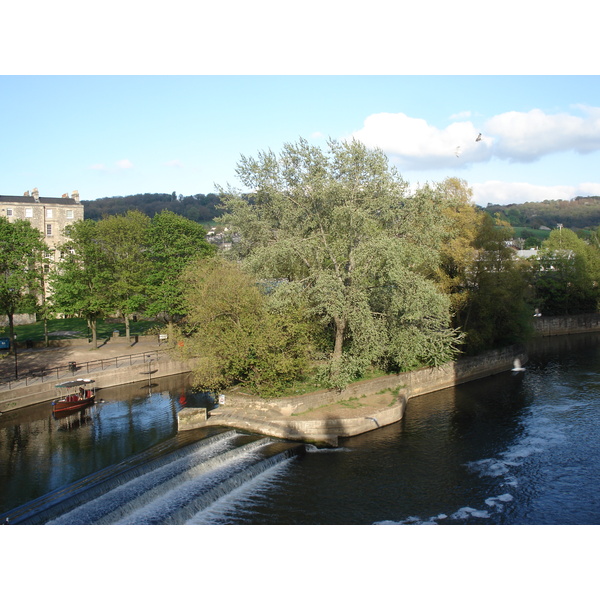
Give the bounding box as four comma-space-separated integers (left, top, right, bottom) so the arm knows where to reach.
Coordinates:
1, 4, 599, 213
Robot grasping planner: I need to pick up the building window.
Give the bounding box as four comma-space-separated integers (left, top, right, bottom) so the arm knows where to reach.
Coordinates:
66, 209, 74, 219
25, 208, 33, 218
46, 208, 53, 218
6, 208, 13, 216
46, 224, 52, 236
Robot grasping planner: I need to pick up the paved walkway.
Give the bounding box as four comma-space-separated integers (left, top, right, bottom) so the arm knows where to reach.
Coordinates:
0, 337, 165, 384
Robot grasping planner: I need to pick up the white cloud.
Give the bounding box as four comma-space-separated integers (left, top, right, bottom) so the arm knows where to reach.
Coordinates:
485, 106, 600, 162
116, 159, 134, 169
347, 112, 490, 169
89, 163, 107, 171
472, 180, 600, 207
347, 106, 600, 169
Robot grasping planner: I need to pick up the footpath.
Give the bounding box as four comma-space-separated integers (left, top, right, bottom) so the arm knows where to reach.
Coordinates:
0, 336, 199, 414
0, 336, 164, 382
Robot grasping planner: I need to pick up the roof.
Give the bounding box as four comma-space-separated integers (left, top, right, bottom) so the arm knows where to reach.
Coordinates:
0, 195, 81, 206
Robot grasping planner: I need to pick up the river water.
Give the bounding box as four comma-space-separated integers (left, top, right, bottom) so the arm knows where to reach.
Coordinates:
1, 333, 600, 525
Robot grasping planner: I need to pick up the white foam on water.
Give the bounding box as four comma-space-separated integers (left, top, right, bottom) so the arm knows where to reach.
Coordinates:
374, 397, 575, 525
485, 493, 514, 511
185, 458, 294, 524
305, 445, 352, 453
451, 506, 491, 520
466, 406, 568, 486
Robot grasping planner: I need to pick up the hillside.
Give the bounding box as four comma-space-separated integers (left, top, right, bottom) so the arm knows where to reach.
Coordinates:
82, 192, 223, 224
484, 196, 600, 231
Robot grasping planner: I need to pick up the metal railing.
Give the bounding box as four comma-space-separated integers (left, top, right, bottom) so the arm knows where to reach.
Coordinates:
0, 350, 166, 391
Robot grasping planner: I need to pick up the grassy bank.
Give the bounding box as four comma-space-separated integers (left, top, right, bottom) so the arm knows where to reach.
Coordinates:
2, 318, 159, 343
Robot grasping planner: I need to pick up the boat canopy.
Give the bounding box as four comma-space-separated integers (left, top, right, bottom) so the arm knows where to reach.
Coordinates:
56, 378, 95, 389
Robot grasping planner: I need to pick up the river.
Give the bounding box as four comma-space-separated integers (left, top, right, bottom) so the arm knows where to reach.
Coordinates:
1, 333, 599, 525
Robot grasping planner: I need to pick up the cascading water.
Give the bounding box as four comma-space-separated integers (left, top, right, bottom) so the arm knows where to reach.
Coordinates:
15, 431, 306, 525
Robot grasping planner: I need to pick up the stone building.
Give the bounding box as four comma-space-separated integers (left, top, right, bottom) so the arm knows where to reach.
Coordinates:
0, 188, 85, 324
0, 188, 84, 260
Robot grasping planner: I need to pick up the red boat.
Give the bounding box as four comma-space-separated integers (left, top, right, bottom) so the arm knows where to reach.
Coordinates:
52, 379, 96, 415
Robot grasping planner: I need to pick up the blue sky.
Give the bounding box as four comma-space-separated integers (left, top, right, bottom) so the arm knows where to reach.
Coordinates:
2, 5, 599, 208
2, 75, 599, 207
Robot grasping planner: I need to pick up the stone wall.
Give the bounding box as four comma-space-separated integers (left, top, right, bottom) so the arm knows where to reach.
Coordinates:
222, 345, 525, 416
532, 313, 600, 337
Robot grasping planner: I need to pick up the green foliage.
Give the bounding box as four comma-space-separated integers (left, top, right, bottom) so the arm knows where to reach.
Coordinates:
144, 211, 216, 322
49, 219, 112, 346
174, 257, 314, 396
84, 192, 223, 224
532, 227, 600, 315
485, 196, 600, 231
0, 216, 49, 343
95, 211, 152, 336
217, 138, 462, 389
455, 213, 533, 354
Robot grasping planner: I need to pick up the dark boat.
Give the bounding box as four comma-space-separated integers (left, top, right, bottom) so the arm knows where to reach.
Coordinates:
52, 379, 96, 415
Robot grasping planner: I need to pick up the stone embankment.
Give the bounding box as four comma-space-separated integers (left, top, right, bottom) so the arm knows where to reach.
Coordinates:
180, 345, 527, 446
0, 335, 195, 414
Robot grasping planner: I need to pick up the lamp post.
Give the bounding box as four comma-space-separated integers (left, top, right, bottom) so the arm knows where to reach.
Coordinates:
13, 334, 18, 379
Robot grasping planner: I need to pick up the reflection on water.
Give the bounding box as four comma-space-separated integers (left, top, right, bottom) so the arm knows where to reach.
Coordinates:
0, 374, 214, 514
2, 334, 600, 524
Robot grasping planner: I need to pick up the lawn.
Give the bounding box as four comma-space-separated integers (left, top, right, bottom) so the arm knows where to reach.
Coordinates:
2, 318, 160, 343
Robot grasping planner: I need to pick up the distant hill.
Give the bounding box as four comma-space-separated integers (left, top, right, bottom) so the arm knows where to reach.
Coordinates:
83, 192, 223, 224
484, 196, 600, 231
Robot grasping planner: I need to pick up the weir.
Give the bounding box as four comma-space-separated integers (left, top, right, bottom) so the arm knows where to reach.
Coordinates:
10, 430, 306, 525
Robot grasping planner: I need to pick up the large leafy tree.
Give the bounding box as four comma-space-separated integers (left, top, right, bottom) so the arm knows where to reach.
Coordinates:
456, 212, 532, 353
435, 177, 485, 322
533, 227, 600, 315
96, 211, 152, 339
0, 217, 48, 348
175, 257, 314, 395
145, 211, 216, 325
217, 138, 462, 388
50, 219, 112, 348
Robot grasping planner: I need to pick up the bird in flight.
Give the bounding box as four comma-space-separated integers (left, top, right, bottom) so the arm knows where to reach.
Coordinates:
475, 133, 482, 142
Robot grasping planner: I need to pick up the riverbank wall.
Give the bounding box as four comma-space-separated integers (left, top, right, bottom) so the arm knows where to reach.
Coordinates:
532, 313, 600, 336
0, 356, 198, 414
220, 345, 526, 415
194, 345, 527, 446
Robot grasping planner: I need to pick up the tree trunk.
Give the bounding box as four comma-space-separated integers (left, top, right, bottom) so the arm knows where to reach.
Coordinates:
88, 317, 98, 348
125, 314, 131, 340
332, 316, 346, 363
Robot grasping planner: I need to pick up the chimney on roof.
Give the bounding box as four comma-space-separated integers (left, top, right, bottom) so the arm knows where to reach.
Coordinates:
32, 187, 40, 202
71, 190, 80, 203
24, 191, 30, 196
62, 193, 68, 198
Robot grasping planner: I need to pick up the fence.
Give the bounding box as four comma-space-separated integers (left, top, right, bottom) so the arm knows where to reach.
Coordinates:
0, 350, 165, 391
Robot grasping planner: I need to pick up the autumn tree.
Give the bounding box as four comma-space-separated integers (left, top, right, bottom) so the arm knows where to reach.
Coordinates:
435, 177, 485, 323
217, 138, 462, 388
456, 212, 532, 353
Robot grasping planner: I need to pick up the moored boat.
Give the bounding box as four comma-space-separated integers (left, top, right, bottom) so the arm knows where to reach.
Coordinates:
52, 379, 96, 415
